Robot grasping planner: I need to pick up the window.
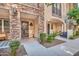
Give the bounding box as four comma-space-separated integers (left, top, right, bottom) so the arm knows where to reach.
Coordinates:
4, 20, 10, 33
0, 19, 10, 33
52, 3, 61, 17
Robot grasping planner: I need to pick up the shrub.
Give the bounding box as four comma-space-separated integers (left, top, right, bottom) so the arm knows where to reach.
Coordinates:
47, 35, 53, 43
50, 32, 58, 39
69, 35, 74, 39
47, 33, 58, 43
9, 40, 20, 56
76, 31, 79, 36
40, 33, 46, 43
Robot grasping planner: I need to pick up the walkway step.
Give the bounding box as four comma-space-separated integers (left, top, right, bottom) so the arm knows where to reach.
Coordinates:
0, 41, 9, 49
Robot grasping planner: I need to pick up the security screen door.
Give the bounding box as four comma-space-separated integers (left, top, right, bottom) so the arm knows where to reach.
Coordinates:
21, 21, 29, 38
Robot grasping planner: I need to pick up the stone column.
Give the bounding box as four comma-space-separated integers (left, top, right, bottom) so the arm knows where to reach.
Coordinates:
38, 15, 44, 36
9, 5, 21, 40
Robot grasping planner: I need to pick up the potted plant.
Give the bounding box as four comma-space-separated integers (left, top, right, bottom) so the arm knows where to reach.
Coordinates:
9, 40, 20, 56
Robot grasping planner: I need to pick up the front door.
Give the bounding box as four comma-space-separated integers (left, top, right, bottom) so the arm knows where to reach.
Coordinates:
47, 24, 50, 34
21, 21, 29, 38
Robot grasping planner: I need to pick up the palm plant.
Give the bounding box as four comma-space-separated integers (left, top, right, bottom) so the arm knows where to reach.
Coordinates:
47, 32, 58, 42
9, 40, 20, 56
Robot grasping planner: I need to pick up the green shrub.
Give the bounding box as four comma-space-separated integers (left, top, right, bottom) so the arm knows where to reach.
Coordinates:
73, 31, 76, 36
9, 40, 20, 56
40, 33, 46, 43
50, 32, 58, 40
69, 35, 74, 39
76, 31, 79, 36
47, 35, 53, 43
47, 33, 58, 43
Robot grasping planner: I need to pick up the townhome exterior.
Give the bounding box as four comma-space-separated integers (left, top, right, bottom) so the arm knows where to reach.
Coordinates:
0, 3, 78, 40
44, 3, 77, 36
0, 3, 44, 40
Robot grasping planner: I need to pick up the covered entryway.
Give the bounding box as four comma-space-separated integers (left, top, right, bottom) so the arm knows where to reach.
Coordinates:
20, 12, 39, 39
47, 18, 65, 34
21, 21, 29, 38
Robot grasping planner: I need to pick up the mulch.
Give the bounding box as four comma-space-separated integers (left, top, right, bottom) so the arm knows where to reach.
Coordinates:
0, 45, 27, 56
41, 39, 65, 48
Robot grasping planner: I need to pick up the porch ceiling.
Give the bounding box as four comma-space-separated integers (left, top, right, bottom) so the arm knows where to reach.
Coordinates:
49, 18, 64, 24
20, 12, 37, 20
0, 8, 9, 18
49, 16, 64, 24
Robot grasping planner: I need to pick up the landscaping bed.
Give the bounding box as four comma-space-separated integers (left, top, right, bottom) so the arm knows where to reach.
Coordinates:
0, 45, 27, 56
39, 33, 65, 48
41, 39, 65, 48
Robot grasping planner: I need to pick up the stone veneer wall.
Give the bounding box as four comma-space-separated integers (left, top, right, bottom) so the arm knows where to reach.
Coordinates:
0, 3, 44, 39
38, 16, 44, 34
9, 5, 21, 40
38, 4, 44, 36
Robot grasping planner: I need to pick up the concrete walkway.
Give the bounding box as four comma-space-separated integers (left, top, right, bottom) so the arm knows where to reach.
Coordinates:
21, 37, 79, 56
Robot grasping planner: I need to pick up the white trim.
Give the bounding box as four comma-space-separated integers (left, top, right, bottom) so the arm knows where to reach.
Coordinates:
2, 19, 4, 32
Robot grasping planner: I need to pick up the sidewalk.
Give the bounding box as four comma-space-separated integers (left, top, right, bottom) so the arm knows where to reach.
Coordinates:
21, 38, 73, 56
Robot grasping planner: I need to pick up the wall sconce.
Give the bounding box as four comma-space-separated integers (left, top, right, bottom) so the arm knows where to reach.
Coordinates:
30, 23, 33, 26
12, 7, 17, 16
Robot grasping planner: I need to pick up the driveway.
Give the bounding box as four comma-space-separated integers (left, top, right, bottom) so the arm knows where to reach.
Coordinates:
21, 37, 79, 56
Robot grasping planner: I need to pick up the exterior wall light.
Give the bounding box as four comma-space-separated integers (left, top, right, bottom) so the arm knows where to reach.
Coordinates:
30, 23, 33, 26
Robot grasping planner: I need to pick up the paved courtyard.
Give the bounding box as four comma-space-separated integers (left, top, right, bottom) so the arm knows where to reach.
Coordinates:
0, 36, 79, 56
21, 36, 79, 56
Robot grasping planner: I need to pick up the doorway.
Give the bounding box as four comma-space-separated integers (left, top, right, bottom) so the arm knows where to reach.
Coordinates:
47, 24, 50, 34
21, 21, 29, 38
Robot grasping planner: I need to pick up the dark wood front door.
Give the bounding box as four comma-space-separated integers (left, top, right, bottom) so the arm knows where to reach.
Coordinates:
21, 21, 29, 38
47, 24, 50, 34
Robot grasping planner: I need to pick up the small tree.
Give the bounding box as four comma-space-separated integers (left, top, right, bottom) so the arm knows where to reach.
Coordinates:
67, 7, 79, 36
67, 7, 79, 25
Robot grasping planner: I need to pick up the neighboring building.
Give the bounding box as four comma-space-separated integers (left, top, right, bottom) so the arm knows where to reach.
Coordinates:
44, 3, 77, 35
0, 3, 78, 40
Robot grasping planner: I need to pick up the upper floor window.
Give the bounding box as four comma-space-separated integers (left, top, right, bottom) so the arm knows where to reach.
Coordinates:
52, 3, 61, 17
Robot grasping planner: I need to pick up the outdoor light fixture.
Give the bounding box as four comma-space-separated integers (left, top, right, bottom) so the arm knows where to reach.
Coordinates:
11, 4, 18, 16
30, 23, 33, 26
12, 7, 17, 16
